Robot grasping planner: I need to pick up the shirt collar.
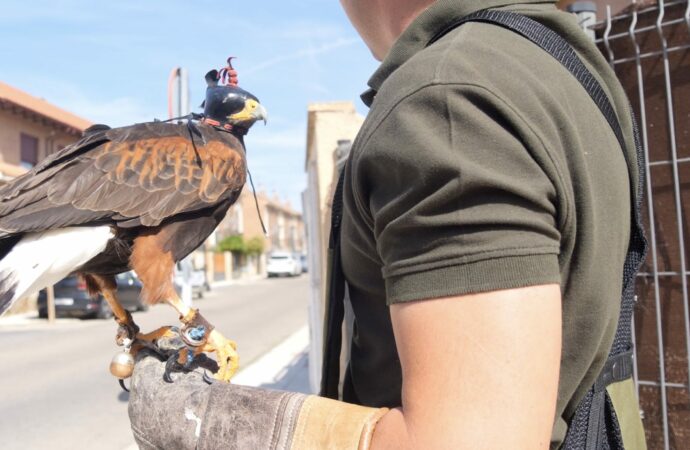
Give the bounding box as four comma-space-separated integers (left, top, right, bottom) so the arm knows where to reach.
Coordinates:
361, 0, 557, 106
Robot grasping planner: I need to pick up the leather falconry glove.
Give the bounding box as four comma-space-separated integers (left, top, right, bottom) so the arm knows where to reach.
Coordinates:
128, 344, 387, 449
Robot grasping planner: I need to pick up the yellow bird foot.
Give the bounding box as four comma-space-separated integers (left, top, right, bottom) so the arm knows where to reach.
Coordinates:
201, 329, 239, 382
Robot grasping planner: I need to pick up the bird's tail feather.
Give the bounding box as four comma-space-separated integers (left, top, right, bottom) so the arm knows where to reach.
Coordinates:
0, 236, 20, 315
0, 273, 18, 316
0, 226, 113, 316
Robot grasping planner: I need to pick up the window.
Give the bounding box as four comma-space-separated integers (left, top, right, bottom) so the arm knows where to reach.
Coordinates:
20, 133, 39, 169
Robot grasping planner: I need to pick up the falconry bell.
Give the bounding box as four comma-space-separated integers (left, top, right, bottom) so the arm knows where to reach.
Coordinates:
110, 350, 135, 379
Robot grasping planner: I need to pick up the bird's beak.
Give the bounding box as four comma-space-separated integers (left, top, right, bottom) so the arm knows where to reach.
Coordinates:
227, 99, 268, 126
252, 103, 268, 125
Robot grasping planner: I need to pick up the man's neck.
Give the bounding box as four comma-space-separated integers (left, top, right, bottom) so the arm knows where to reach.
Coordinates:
376, 0, 436, 60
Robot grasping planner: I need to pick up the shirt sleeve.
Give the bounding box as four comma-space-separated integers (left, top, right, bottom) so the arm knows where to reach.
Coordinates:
354, 83, 563, 304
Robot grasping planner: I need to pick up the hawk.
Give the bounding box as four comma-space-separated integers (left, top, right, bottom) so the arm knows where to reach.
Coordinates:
0, 60, 267, 383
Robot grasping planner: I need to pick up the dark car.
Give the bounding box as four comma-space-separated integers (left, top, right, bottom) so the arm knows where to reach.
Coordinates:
37, 272, 147, 319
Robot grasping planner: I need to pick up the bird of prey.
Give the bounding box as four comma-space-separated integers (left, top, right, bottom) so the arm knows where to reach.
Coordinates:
0, 60, 267, 383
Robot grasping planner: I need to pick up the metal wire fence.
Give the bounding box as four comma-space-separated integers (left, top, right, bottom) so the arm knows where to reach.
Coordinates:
587, 1, 690, 448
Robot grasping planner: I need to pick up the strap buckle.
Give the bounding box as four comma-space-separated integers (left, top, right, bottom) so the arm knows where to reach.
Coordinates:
594, 351, 634, 392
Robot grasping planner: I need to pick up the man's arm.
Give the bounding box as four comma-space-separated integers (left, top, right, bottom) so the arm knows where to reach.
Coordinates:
371, 284, 562, 449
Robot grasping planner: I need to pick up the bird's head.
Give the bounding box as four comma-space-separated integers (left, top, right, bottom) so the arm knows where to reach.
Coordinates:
201, 58, 267, 133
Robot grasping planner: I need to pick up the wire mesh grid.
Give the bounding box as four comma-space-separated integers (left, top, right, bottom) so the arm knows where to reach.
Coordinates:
584, 1, 690, 448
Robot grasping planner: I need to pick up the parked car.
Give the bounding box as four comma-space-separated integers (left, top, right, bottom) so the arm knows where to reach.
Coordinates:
37, 271, 147, 319
174, 262, 207, 299
267, 252, 301, 277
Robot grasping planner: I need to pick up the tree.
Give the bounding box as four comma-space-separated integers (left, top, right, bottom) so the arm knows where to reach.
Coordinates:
245, 236, 265, 255
217, 235, 245, 254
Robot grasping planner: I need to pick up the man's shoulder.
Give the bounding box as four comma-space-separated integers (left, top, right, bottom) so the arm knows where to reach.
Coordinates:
374, 22, 563, 111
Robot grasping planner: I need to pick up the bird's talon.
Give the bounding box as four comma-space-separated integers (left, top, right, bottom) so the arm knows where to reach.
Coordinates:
163, 351, 182, 383
163, 369, 175, 383
202, 370, 215, 385
118, 379, 130, 392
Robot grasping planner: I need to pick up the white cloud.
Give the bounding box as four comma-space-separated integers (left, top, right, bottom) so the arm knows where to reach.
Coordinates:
243, 38, 359, 75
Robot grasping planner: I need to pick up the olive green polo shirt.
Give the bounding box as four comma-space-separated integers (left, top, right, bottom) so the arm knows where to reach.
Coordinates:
339, 0, 643, 447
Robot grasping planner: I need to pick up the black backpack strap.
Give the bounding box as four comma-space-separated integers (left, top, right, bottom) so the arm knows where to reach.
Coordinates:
428, 9, 648, 449
320, 169, 347, 398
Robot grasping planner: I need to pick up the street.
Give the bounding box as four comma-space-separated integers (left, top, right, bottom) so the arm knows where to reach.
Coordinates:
0, 276, 309, 450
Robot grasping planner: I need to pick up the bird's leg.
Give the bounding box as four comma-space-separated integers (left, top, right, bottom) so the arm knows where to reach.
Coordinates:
86, 275, 139, 346
167, 292, 239, 382
129, 233, 238, 381
105, 292, 140, 346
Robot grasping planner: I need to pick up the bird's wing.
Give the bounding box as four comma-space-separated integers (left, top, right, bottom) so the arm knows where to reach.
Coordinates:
0, 125, 111, 207
0, 122, 246, 235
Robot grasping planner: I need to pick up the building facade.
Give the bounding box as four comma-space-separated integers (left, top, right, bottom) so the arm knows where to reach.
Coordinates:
0, 81, 91, 313
211, 188, 305, 280
0, 81, 90, 181
302, 101, 365, 393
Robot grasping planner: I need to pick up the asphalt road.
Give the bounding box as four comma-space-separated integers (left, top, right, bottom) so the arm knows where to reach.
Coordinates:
0, 275, 309, 450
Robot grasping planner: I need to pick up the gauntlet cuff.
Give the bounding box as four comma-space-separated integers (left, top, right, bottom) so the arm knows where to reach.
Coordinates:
290, 396, 388, 450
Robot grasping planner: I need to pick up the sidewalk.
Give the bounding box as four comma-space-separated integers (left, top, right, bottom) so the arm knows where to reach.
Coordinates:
233, 325, 312, 394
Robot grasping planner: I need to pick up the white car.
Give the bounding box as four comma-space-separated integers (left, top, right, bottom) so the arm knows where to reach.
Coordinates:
267, 252, 301, 277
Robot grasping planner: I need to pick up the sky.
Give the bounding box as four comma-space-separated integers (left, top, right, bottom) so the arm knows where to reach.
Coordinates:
0, 0, 380, 209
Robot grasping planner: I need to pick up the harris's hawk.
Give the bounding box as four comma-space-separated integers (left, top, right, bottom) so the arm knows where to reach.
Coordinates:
0, 62, 267, 383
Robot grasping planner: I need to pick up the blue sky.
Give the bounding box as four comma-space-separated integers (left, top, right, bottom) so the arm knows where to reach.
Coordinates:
0, 0, 379, 208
